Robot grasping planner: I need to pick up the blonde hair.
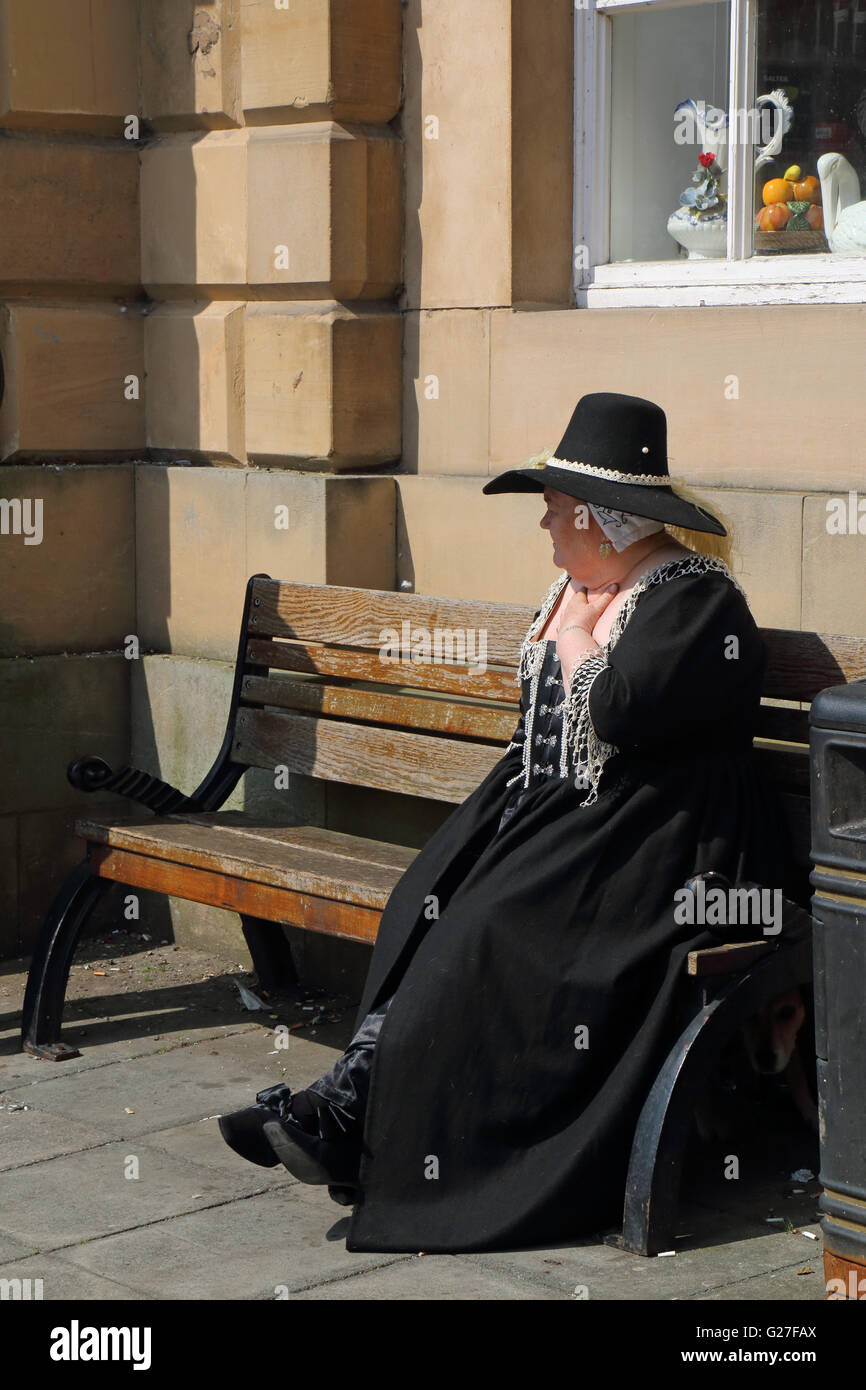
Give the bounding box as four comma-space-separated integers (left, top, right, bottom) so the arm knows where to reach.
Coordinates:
662, 476, 736, 572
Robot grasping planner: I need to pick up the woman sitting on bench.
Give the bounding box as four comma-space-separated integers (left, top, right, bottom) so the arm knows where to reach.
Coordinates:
218, 391, 801, 1254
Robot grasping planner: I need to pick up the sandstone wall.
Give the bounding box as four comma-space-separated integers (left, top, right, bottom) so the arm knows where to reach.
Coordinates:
2, 0, 862, 980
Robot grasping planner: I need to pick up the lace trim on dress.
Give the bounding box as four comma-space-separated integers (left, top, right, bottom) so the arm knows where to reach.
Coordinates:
504, 570, 573, 788
507, 554, 745, 802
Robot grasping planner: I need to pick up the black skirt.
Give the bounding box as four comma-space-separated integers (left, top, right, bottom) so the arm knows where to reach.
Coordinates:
342, 565, 803, 1254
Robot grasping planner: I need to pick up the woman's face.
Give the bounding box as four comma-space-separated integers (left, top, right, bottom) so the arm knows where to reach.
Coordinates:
539, 486, 604, 575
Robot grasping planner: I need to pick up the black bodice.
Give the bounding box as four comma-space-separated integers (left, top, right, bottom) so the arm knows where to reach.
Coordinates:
496, 640, 567, 833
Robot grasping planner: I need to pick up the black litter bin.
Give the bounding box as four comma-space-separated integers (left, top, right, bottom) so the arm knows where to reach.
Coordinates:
810, 680, 866, 1300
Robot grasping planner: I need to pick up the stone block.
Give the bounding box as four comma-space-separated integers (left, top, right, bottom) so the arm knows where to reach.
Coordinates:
245, 472, 395, 590
140, 0, 242, 129
0, 464, 135, 656
136, 466, 395, 661
140, 130, 247, 290
16, 806, 126, 955
404, 309, 490, 474
397, 476, 804, 627
141, 125, 400, 298
0, 654, 130, 816
697, 488, 803, 630
240, 0, 402, 124
511, 0, 574, 306
245, 471, 328, 583
0, 0, 138, 133
403, 0, 511, 308
803, 493, 866, 638
144, 301, 245, 462
489, 305, 866, 492
244, 303, 401, 468
135, 466, 247, 661
0, 137, 138, 289
0, 304, 145, 459
396, 474, 556, 603
323, 476, 396, 589
246, 124, 401, 299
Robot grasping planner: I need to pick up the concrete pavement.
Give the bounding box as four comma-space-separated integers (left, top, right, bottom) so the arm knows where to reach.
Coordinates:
0, 946, 826, 1301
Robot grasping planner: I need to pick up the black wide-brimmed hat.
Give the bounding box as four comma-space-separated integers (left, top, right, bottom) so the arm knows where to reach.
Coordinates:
482, 391, 726, 536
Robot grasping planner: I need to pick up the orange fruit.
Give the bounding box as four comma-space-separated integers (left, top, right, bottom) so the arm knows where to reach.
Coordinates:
794, 175, 821, 204
806, 204, 824, 229
763, 178, 794, 205
756, 203, 791, 230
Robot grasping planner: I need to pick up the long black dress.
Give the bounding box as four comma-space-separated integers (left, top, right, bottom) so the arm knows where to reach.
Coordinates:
342, 555, 802, 1254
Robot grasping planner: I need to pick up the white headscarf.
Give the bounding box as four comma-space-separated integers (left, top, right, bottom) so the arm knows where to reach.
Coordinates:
588, 503, 665, 553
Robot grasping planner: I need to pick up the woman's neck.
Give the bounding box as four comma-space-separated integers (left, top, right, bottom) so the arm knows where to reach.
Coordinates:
568, 533, 692, 591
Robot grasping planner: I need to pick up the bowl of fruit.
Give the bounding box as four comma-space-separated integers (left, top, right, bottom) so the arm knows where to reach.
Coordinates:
754, 165, 828, 253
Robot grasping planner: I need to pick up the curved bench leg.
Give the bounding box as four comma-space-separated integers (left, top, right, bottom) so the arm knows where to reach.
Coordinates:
21, 859, 113, 1060
240, 914, 301, 997
608, 937, 813, 1256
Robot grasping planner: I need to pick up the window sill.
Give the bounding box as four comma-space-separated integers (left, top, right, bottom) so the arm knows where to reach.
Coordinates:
578, 254, 866, 307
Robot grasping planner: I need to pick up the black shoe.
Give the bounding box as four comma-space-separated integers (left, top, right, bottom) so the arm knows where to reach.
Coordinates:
218, 1104, 281, 1168
262, 1115, 361, 1187
218, 1082, 303, 1168
327, 1184, 358, 1207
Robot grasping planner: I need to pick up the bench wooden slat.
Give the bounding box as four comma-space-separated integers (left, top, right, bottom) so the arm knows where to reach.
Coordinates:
89, 845, 384, 944
177, 815, 420, 871
249, 578, 530, 666
245, 636, 521, 702
754, 743, 809, 796
761, 629, 866, 700
77, 814, 415, 909
240, 673, 518, 741
233, 706, 499, 802
687, 940, 774, 976
754, 705, 809, 744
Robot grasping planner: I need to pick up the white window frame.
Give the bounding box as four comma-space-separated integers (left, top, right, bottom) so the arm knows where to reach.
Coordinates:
574, 0, 866, 306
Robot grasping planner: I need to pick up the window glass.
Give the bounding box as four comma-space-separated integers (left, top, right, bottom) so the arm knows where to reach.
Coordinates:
754, 0, 866, 256
609, 2, 731, 263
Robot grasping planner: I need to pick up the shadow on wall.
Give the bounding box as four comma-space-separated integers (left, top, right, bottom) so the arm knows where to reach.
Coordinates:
401, 10, 423, 485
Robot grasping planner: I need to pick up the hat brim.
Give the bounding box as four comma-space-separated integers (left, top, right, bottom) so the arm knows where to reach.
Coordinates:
482, 466, 726, 537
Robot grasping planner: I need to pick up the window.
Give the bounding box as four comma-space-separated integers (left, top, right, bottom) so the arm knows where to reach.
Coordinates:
575, 0, 866, 305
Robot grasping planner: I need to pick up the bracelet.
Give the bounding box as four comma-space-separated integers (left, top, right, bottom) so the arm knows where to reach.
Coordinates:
557, 624, 597, 641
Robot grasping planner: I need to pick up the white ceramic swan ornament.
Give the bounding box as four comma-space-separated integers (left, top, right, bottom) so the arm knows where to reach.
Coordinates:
817, 153, 866, 255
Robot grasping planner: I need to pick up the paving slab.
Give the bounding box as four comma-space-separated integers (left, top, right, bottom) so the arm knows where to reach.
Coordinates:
0, 1229, 37, 1262
0, 1020, 266, 1081
692, 1262, 826, 1301
0, 941, 356, 1080
0, 1026, 348, 1140
53, 1188, 416, 1301
460, 1221, 824, 1301
288, 1255, 573, 1300
0, 1252, 147, 1301
133, 1116, 297, 1183
0, 1140, 279, 1251
0, 1105, 119, 1170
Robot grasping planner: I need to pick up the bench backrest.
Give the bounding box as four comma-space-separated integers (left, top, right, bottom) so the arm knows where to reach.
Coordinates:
227, 575, 866, 872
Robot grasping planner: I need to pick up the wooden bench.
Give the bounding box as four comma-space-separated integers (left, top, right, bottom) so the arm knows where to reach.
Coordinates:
20, 572, 866, 1254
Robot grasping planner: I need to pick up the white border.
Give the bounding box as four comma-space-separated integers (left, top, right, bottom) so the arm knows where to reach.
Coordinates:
574, 0, 866, 308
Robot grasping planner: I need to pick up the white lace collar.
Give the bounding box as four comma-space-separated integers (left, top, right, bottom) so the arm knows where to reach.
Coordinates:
516, 553, 744, 685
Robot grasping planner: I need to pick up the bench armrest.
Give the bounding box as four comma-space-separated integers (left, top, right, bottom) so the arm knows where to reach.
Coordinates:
67, 756, 191, 815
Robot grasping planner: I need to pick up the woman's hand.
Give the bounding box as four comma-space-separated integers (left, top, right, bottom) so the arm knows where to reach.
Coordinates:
559, 581, 619, 635
556, 583, 618, 695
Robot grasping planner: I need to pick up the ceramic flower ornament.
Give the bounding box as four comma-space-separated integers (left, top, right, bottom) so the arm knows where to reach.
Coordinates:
667, 89, 793, 259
